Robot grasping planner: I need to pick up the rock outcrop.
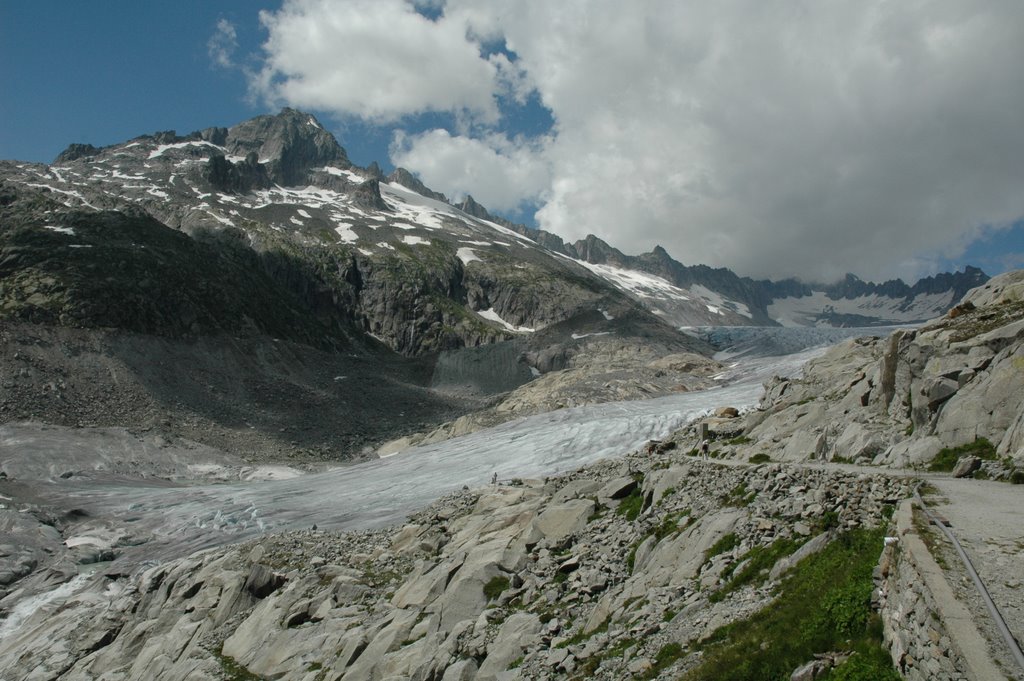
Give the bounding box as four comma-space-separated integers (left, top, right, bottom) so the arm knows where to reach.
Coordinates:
693, 270, 1024, 473
0, 446, 909, 681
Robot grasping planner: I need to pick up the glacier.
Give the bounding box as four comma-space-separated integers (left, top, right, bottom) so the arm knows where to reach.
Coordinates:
44, 340, 832, 570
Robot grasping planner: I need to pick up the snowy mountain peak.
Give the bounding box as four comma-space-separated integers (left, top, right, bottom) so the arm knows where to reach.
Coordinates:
224, 108, 349, 186
3, 107, 987, 349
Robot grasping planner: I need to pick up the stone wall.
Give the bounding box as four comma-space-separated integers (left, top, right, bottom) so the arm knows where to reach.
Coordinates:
875, 500, 999, 681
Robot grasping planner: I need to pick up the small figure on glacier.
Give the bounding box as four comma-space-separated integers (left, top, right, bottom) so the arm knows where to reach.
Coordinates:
491, 472, 498, 486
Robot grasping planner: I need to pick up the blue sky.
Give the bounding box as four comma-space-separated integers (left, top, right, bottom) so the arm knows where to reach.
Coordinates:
2, 1, 1023, 283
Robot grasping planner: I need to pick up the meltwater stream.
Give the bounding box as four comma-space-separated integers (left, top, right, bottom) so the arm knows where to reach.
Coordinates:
43, 344, 832, 569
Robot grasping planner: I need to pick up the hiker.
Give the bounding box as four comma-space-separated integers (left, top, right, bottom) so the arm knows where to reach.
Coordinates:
491, 472, 498, 486
700, 439, 710, 460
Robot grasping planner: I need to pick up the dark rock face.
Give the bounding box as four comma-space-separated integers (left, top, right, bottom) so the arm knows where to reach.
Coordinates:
390, 167, 448, 203
225, 108, 350, 186
455, 194, 488, 219
821, 268, 990, 302
573, 234, 629, 266
352, 178, 390, 212
245, 564, 286, 599
204, 153, 272, 193
0, 187, 351, 348
54, 143, 100, 164
197, 126, 228, 146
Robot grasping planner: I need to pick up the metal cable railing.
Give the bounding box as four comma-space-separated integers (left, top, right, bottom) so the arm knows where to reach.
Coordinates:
913, 481, 1024, 674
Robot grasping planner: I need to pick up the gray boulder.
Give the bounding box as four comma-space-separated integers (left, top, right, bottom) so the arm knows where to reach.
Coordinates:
952, 456, 982, 478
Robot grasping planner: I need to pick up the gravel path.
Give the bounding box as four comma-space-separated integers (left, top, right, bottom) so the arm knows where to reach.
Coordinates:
925, 477, 1024, 680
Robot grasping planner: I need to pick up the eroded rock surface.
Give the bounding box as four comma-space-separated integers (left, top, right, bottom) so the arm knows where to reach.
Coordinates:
687, 270, 1024, 474
0, 447, 908, 680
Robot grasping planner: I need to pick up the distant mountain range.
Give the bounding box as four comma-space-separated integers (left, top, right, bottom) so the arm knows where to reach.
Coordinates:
1, 107, 987, 360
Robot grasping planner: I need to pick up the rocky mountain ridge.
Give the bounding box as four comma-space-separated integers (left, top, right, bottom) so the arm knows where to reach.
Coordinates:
448, 196, 988, 329
2, 108, 719, 459
3, 108, 678, 359
514, 230, 988, 329
3, 107, 984, 350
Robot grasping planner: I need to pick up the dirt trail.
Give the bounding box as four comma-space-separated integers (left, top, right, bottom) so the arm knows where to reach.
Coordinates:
924, 477, 1024, 679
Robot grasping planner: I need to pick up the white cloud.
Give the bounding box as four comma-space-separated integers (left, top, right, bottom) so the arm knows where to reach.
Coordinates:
252, 0, 1024, 281
390, 129, 551, 212
251, 0, 500, 123
208, 18, 239, 69
484, 0, 1024, 281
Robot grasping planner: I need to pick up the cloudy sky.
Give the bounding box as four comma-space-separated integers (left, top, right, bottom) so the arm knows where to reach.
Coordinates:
3, 1, 1024, 282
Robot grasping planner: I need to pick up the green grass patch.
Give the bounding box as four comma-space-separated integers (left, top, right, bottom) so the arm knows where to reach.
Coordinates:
639, 642, 686, 679
927, 438, 997, 472
626, 542, 640, 574
815, 510, 841, 533
725, 435, 753, 446
912, 508, 949, 569
709, 536, 805, 603
653, 509, 690, 541
605, 636, 636, 658
483, 575, 510, 601
722, 482, 757, 507
748, 453, 771, 464
685, 528, 892, 681
615, 488, 645, 521
555, 617, 608, 649
704, 532, 740, 563
823, 636, 901, 680
1011, 470, 1024, 484
946, 299, 1024, 342
215, 651, 264, 681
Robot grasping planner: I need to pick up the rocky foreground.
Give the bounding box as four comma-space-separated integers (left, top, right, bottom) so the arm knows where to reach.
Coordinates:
0, 446, 908, 681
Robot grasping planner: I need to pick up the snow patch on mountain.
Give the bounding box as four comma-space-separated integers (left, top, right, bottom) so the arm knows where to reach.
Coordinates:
320, 166, 364, 183
334, 223, 358, 243
148, 140, 226, 160
576, 261, 689, 299
476, 308, 535, 333
457, 247, 481, 265
43, 225, 75, 235
24, 184, 96, 209
690, 285, 752, 318
572, 261, 754, 326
